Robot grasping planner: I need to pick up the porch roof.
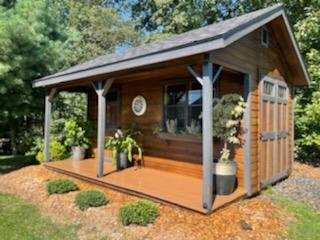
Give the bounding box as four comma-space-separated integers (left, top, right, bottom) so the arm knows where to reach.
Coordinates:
33, 4, 309, 88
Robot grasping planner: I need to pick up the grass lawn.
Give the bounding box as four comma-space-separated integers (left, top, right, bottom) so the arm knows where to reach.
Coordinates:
276, 197, 320, 240
0, 192, 79, 240
0, 155, 39, 175
266, 188, 320, 240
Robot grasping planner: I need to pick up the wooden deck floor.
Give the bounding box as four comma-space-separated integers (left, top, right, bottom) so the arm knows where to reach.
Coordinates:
46, 158, 244, 214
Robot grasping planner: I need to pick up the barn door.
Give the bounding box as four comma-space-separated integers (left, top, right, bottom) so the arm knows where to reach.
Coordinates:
260, 77, 289, 187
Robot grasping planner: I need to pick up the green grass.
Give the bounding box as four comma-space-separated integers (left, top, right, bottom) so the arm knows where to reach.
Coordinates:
0, 192, 79, 240
275, 197, 320, 240
265, 187, 320, 240
0, 155, 39, 175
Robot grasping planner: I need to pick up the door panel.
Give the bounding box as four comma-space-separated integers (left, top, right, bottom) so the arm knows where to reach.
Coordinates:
260, 77, 289, 187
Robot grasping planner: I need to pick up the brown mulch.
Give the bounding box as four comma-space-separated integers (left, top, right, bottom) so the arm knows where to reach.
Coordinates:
293, 161, 320, 179
0, 165, 293, 240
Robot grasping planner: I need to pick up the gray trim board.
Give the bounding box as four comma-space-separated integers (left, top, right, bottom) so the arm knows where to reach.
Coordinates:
201, 57, 214, 209
243, 74, 252, 196
187, 66, 203, 85
93, 79, 114, 177
44, 88, 56, 163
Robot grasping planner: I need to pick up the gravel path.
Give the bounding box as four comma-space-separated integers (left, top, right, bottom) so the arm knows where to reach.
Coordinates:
273, 175, 320, 210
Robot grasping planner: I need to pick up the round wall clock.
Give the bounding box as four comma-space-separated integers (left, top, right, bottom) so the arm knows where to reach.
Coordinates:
132, 95, 147, 116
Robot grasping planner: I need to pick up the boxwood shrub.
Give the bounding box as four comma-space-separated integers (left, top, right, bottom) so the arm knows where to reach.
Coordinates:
46, 179, 78, 195
75, 190, 108, 210
119, 200, 159, 226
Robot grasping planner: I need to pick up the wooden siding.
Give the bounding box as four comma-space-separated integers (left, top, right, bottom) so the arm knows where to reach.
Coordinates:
87, 22, 295, 195
212, 23, 294, 194
88, 69, 245, 186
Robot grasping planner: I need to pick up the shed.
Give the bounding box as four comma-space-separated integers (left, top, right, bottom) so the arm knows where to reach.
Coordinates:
33, 4, 309, 213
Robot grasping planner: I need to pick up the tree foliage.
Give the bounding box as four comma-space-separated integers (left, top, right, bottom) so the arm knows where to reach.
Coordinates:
294, 9, 320, 162
0, 0, 140, 154
129, 0, 320, 36
0, 0, 73, 153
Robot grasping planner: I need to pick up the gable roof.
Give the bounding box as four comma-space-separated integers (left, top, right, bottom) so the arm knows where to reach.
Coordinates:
33, 4, 309, 87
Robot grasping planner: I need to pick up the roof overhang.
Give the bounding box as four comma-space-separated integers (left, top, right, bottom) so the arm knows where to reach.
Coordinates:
33, 5, 309, 88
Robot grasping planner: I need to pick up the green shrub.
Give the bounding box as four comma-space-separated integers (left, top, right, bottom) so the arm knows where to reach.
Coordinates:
46, 179, 78, 195
64, 119, 91, 149
119, 200, 159, 226
35, 140, 70, 163
75, 190, 108, 210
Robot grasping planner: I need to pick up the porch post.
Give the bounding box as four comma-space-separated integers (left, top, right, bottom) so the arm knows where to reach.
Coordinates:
202, 56, 214, 209
44, 88, 56, 163
243, 74, 252, 196
93, 79, 114, 177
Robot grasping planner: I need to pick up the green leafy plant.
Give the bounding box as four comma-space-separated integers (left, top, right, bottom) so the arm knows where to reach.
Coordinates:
119, 200, 159, 226
105, 129, 142, 164
64, 119, 90, 149
212, 94, 246, 163
295, 92, 320, 164
35, 140, 70, 163
46, 179, 78, 195
74, 190, 108, 210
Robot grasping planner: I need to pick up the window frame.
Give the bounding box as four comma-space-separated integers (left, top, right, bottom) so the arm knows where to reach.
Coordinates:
261, 26, 269, 48
105, 86, 121, 130
162, 78, 215, 132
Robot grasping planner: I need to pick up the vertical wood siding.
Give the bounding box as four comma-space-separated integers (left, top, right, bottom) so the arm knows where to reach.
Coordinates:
212, 24, 294, 194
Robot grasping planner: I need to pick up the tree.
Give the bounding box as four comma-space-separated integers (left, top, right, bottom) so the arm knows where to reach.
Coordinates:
0, 0, 75, 154
294, 9, 320, 162
52, 0, 141, 63
0, 0, 141, 154
128, 0, 320, 39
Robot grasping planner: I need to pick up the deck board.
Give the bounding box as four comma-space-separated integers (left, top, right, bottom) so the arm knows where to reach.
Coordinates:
47, 158, 244, 214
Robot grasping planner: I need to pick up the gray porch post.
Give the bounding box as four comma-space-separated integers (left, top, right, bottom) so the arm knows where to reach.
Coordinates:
93, 79, 114, 177
44, 88, 56, 163
243, 74, 252, 196
202, 57, 214, 209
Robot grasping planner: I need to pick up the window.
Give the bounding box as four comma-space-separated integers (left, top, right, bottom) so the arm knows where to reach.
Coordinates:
278, 86, 287, 98
163, 80, 206, 132
106, 88, 120, 129
263, 81, 274, 95
261, 27, 269, 48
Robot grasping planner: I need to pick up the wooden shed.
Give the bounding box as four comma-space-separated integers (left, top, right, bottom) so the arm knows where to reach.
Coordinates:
33, 4, 309, 213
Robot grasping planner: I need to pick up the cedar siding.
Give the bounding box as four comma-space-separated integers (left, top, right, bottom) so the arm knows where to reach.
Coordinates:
212, 24, 294, 194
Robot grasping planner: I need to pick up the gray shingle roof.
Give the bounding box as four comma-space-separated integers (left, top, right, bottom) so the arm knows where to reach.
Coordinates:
33, 4, 308, 87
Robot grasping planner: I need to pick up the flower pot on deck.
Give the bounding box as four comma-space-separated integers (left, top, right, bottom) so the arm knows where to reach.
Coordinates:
72, 146, 85, 161
213, 160, 237, 195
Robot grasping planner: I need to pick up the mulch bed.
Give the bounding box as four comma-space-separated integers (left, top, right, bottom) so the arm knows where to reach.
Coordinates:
0, 165, 293, 240
293, 161, 320, 179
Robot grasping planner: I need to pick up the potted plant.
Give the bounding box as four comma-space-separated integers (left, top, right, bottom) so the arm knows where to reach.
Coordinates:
212, 94, 246, 195
105, 128, 142, 170
64, 119, 90, 161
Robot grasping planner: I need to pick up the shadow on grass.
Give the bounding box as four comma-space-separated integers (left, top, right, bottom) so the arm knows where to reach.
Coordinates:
0, 155, 39, 175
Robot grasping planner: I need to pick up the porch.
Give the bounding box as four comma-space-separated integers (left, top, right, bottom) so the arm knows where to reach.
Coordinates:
46, 158, 244, 214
